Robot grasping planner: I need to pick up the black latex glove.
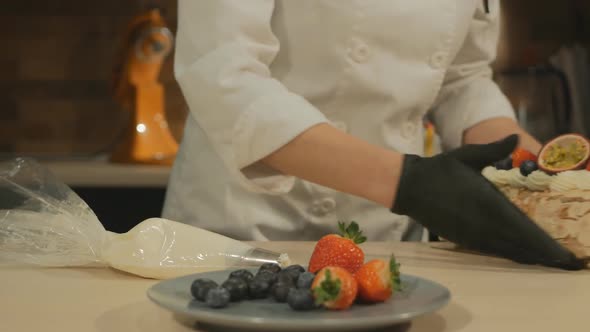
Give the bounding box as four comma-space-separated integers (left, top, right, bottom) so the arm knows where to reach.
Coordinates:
392, 134, 585, 270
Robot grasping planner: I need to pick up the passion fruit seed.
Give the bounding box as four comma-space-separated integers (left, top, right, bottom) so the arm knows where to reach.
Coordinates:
538, 134, 590, 174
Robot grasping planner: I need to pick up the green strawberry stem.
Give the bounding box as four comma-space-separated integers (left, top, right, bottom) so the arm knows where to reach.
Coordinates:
313, 269, 341, 305
390, 254, 402, 292
337, 221, 367, 244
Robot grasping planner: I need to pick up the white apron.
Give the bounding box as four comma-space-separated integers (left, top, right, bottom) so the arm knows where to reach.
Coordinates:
162, 0, 516, 241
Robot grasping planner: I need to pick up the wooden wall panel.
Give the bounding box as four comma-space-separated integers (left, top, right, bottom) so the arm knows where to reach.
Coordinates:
0, 0, 186, 158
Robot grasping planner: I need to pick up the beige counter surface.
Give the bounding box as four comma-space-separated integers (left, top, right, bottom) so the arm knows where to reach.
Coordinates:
0, 242, 587, 332
42, 160, 171, 187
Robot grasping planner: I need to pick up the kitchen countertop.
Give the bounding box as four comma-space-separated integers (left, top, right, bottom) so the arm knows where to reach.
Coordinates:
42, 160, 171, 187
1, 241, 587, 332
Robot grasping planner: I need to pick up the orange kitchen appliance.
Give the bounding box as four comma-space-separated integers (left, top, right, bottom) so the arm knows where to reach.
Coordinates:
110, 8, 178, 165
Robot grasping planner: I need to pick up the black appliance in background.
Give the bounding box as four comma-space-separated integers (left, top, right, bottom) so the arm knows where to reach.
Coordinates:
494, 64, 575, 144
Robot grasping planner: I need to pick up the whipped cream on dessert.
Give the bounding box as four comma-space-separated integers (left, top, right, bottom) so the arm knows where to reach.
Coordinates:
482, 166, 590, 192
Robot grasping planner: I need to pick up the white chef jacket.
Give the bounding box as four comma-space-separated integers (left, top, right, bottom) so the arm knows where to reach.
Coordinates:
162, 0, 516, 241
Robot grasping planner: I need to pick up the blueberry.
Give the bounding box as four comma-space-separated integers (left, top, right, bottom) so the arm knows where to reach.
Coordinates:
520, 160, 538, 176
287, 288, 317, 311
248, 278, 271, 299
221, 277, 249, 302
190, 278, 218, 301
494, 157, 513, 170
258, 262, 282, 274
296, 272, 315, 289
229, 269, 254, 283
277, 270, 298, 285
280, 265, 305, 282
271, 281, 294, 303
255, 270, 278, 285
284, 264, 305, 273
205, 287, 231, 308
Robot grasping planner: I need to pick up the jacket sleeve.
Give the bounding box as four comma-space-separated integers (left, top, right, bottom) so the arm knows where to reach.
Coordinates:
174, 0, 328, 194
430, 0, 516, 151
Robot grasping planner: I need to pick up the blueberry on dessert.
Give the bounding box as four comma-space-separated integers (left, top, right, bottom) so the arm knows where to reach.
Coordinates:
519, 160, 538, 176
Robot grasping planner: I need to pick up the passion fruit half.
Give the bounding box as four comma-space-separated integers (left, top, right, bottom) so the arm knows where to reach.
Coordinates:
537, 133, 590, 174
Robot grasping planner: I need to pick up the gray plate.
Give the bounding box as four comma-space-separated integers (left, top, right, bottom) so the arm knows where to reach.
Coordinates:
147, 269, 450, 331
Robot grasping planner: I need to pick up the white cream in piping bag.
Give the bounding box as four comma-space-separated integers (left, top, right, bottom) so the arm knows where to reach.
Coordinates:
101, 218, 291, 279
482, 166, 590, 192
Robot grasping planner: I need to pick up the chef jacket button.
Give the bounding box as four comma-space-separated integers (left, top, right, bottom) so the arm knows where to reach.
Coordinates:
310, 200, 325, 216
429, 51, 447, 69
320, 197, 336, 213
347, 39, 370, 63
401, 122, 417, 139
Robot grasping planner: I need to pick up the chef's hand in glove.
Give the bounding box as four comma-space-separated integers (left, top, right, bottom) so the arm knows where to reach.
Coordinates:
391, 134, 585, 270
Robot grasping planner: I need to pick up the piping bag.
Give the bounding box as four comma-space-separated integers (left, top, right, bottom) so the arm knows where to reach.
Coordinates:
0, 158, 290, 279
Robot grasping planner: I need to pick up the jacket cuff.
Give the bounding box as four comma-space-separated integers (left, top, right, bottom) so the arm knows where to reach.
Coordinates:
232, 93, 328, 194
432, 78, 516, 150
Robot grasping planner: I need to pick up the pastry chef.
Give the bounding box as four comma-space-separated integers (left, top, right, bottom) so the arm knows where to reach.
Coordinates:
163, 0, 583, 269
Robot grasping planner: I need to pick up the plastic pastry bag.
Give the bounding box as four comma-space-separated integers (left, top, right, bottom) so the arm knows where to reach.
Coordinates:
0, 158, 290, 279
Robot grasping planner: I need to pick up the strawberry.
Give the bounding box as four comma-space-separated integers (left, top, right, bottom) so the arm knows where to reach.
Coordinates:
354, 255, 401, 303
308, 221, 366, 274
512, 148, 537, 168
312, 266, 358, 310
